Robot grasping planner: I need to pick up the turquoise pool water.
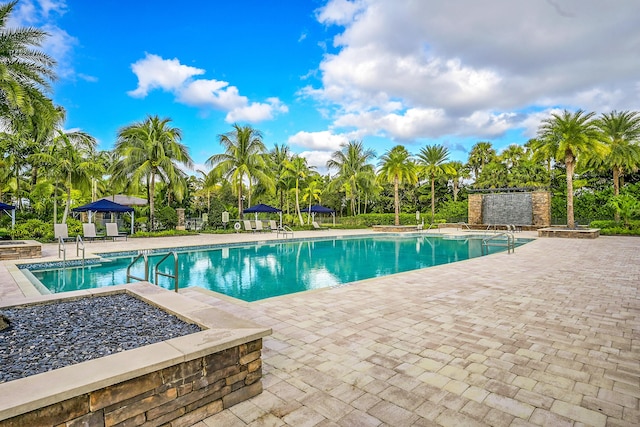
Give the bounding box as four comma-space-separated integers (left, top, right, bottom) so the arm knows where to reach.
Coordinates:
28, 235, 530, 302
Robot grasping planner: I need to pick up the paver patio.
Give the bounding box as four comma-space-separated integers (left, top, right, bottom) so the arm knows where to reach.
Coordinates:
1, 231, 638, 426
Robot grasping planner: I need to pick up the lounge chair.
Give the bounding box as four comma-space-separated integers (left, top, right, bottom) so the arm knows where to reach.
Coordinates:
268, 220, 278, 232
106, 223, 127, 241
255, 220, 267, 232
312, 221, 328, 230
82, 223, 104, 242
54, 224, 72, 241
243, 220, 255, 233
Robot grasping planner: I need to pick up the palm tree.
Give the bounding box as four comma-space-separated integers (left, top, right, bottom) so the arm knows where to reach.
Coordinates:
207, 124, 271, 218
446, 161, 469, 202
416, 144, 454, 222
377, 145, 418, 225
327, 140, 376, 215
537, 109, 604, 228
114, 115, 193, 229
500, 144, 526, 169
0, 1, 56, 116
467, 141, 496, 180
269, 143, 292, 211
593, 111, 640, 196
302, 177, 322, 224
283, 155, 312, 225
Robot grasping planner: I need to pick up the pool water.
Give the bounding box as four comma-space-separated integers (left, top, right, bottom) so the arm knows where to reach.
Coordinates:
28, 235, 529, 302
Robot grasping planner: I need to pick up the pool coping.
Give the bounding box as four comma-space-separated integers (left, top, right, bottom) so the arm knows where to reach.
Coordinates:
0, 281, 272, 421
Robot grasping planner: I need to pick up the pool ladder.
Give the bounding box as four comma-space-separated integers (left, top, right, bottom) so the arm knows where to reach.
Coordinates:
481, 232, 515, 255
126, 251, 179, 292
58, 236, 85, 266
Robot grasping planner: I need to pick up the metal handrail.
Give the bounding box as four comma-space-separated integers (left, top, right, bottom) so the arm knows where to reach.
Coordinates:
277, 225, 294, 238
482, 232, 515, 254
155, 252, 179, 292
126, 253, 149, 282
424, 223, 439, 233
76, 235, 85, 265
457, 222, 471, 231
58, 236, 65, 262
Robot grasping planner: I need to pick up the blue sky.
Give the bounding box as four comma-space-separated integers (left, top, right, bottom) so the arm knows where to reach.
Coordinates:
13, 0, 640, 173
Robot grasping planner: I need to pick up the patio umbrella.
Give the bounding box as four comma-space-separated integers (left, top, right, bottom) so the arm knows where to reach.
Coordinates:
0, 202, 15, 229
73, 199, 135, 231
243, 203, 282, 225
307, 204, 336, 226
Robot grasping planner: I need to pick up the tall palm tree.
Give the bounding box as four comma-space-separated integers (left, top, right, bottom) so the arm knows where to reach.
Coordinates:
593, 111, 640, 196
0, 0, 56, 116
269, 143, 292, 211
500, 144, 527, 169
467, 141, 496, 180
416, 144, 454, 222
446, 160, 469, 202
207, 124, 271, 218
537, 109, 604, 228
302, 176, 322, 224
377, 145, 418, 225
283, 155, 312, 225
114, 115, 193, 229
327, 140, 376, 215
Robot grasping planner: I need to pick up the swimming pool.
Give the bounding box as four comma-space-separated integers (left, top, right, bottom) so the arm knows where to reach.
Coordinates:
26, 234, 530, 302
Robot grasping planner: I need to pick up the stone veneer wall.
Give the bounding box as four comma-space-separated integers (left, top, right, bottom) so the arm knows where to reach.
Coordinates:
467, 194, 483, 225
0, 339, 263, 427
0, 241, 41, 260
467, 191, 551, 227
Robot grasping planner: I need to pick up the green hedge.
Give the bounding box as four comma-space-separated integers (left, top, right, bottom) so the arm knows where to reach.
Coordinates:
590, 220, 640, 236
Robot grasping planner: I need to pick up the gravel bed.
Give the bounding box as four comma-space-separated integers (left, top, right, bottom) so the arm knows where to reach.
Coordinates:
0, 294, 201, 383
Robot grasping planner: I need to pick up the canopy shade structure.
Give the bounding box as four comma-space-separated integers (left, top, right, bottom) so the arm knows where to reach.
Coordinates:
72, 199, 135, 231
243, 203, 282, 225
243, 203, 281, 214
307, 204, 336, 226
0, 202, 15, 229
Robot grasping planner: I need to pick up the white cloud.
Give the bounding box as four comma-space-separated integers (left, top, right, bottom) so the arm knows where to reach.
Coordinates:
309, 0, 640, 147
288, 130, 349, 151
128, 53, 205, 98
299, 150, 333, 174
128, 54, 287, 123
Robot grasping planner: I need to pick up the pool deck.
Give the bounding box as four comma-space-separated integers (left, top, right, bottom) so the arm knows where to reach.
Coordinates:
1, 229, 639, 426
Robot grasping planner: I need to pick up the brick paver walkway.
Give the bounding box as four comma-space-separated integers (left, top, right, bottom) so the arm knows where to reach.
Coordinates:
2, 232, 638, 426
183, 235, 639, 426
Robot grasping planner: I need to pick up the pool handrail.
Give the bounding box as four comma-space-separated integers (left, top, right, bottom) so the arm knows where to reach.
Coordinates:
155, 251, 179, 292
126, 253, 149, 283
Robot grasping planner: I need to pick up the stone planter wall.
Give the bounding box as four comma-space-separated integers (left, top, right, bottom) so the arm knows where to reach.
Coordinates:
0, 240, 41, 260
0, 283, 271, 427
1, 339, 263, 427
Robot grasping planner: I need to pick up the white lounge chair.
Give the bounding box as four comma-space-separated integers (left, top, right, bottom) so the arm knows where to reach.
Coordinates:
54, 223, 71, 241
106, 223, 127, 241
243, 220, 255, 232
82, 223, 103, 242
255, 220, 266, 232
312, 221, 328, 230
268, 220, 278, 232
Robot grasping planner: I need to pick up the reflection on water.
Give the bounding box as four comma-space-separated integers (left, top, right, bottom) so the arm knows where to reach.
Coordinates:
31, 235, 517, 301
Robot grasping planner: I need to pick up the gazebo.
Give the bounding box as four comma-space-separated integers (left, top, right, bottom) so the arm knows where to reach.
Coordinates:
0, 202, 15, 229
307, 204, 336, 226
72, 199, 135, 231
243, 203, 283, 225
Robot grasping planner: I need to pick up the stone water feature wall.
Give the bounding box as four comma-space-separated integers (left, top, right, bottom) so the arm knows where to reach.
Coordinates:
468, 191, 550, 227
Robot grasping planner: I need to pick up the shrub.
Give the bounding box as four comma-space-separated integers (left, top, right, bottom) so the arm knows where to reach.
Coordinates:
155, 206, 178, 229
13, 219, 52, 240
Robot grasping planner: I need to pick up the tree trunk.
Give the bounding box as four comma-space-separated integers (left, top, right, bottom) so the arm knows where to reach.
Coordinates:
62, 171, 71, 224
238, 183, 243, 219
149, 174, 155, 230
453, 179, 459, 202
295, 181, 303, 225
394, 176, 400, 226
613, 167, 620, 222
565, 152, 575, 229
431, 176, 436, 223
